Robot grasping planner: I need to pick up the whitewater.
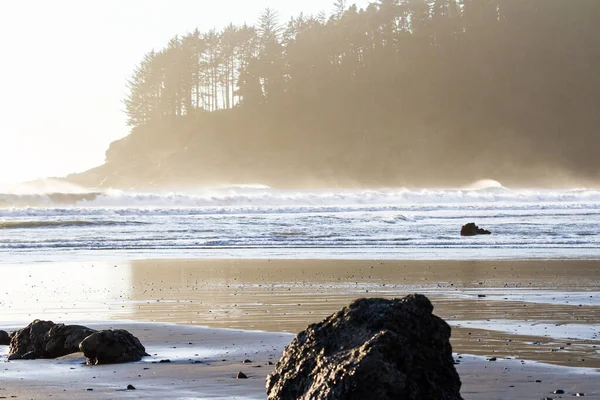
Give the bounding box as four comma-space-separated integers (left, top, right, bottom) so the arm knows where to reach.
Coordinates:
1, 180, 599, 263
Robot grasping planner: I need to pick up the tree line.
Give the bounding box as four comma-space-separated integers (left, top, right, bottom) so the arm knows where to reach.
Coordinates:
116, 0, 600, 187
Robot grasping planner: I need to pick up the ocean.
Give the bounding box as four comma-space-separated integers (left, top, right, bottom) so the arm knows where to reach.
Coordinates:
1, 180, 599, 263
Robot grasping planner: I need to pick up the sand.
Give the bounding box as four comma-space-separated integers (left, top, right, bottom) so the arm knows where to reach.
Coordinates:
1, 259, 599, 399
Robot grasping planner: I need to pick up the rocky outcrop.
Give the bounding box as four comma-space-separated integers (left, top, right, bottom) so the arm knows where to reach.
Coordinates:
0, 330, 10, 345
460, 223, 491, 236
8, 320, 96, 360
79, 329, 149, 365
266, 294, 462, 400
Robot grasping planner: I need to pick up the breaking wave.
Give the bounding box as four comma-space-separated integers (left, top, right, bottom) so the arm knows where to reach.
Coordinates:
0, 220, 147, 229
1, 185, 599, 209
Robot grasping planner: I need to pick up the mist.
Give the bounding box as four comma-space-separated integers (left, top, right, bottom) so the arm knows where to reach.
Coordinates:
63, 1, 600, 190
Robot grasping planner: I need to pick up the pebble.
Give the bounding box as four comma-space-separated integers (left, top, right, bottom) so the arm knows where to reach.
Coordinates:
127, 384, 136, 390
553, 389, 564, 394
236, 371, 248, 379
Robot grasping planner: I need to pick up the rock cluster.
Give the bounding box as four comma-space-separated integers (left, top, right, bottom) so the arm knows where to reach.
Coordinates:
8, 320, 96, 360
266, 294, 463, 400
5, 320, 147, 365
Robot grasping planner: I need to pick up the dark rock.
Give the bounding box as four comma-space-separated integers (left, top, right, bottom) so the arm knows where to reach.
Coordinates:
79, 329, 149, 365
127, 384, 136, 390
159, 359, 171, 363
237, 371, 248, 379
0, 330, 10, 345
553, 389, 565, 394
243, 359, 253, 364
266, 294, 462, 400
8, 320, 96, 360
488, 357, 497, 361
7, 353, 22, 361
460, 223, 491, 236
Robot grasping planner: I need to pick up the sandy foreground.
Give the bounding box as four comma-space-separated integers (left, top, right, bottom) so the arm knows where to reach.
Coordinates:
1, 259, 599, 399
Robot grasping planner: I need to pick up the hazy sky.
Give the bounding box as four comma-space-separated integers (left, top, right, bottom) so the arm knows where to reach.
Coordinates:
0, 0, 369, 184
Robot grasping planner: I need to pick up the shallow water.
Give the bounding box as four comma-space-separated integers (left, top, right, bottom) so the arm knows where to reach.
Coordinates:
1, 185, 600, 262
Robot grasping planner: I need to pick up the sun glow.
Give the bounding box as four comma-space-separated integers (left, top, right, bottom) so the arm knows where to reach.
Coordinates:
0, 0, 370, 184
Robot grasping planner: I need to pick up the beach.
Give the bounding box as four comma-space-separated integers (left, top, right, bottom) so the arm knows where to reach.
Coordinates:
1, 259, 599, 398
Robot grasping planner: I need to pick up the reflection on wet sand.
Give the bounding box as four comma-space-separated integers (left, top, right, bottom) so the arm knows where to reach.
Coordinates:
1, 259, 598, 368
123, 259, 600, 368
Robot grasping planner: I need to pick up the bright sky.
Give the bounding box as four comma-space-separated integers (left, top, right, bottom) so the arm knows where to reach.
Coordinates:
0, 0, 370, 184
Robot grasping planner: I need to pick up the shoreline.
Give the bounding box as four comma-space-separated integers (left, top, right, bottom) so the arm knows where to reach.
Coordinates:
1, 322, 598, 399
1, 259, 599, 398
2, 251, 599, 265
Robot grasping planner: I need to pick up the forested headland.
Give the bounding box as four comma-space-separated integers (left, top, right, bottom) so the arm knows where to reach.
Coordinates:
69, 0, 600, 188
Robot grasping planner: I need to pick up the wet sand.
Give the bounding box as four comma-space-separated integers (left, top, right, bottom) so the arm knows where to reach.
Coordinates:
1, 259, 599, 398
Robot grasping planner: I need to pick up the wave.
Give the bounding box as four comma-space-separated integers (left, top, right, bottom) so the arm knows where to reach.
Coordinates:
463, 179, 505, 190
0, 192, 102, 207
0, 220, 147, 229
1, 185, 600, 209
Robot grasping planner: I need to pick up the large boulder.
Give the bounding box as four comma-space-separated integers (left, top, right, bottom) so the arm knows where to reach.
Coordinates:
0, 330, 10, 345
8, 320, 96, 360
266, 295, 462, 400
460, 223, 491, 236
79, 329, 149, 365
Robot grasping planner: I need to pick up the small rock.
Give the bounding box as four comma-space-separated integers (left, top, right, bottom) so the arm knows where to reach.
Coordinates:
126, 384, 136, 390
460, 223, 491, 236
553, 389, 565, 394
243, 359, 253, 364
488, 357, 497, 361
0, 330, 10, 345
79, 329, 148, 365
477, 295, 487, 298
159, 359, 171, 363
575, 394, 585, 397
236, 371, 248, 379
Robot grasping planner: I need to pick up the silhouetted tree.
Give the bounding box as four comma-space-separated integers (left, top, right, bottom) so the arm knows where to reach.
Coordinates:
119, 0, 600, 186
